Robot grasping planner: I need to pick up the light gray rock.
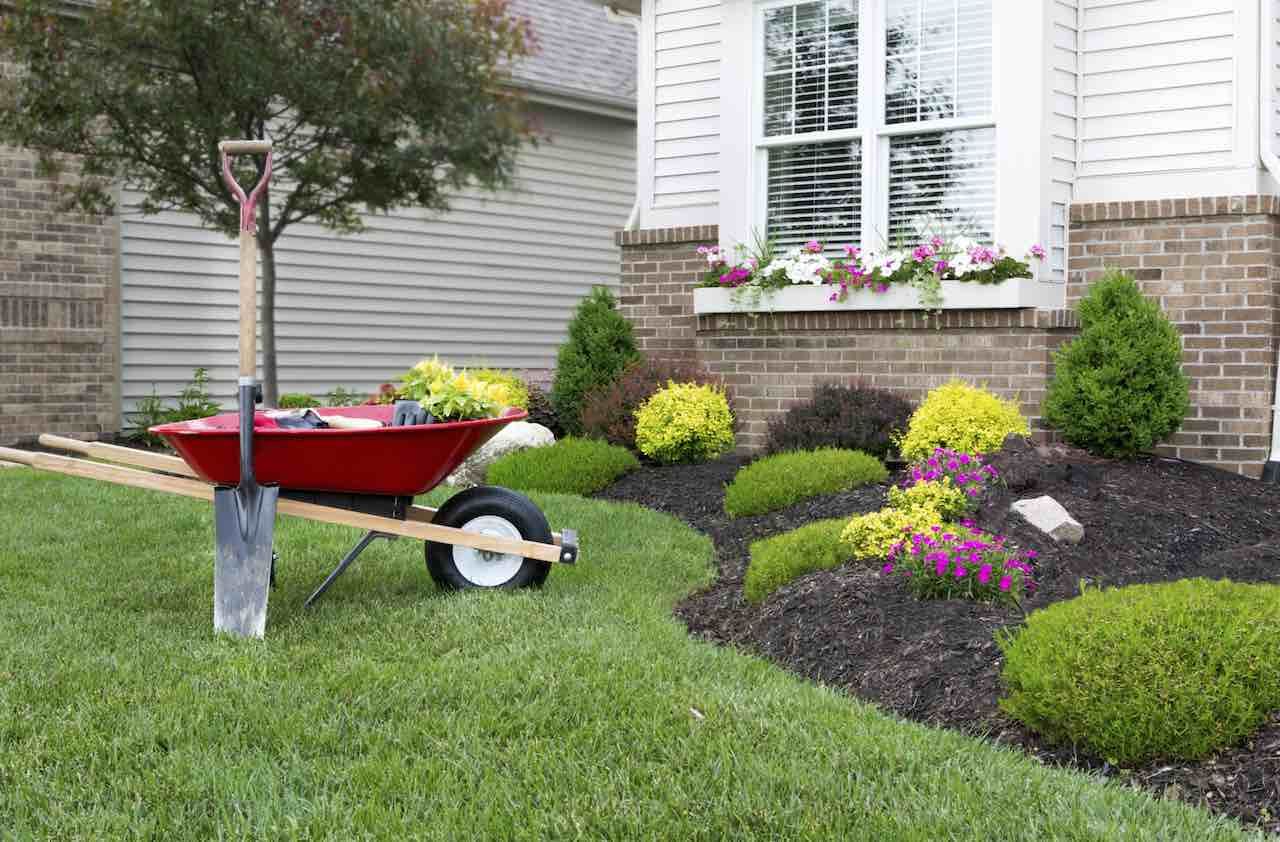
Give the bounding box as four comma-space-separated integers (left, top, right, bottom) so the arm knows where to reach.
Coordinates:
1011, 495, 1084, 544
446, 421, 555, 487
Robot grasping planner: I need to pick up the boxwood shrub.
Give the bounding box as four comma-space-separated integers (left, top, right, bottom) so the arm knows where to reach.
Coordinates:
634, 382, 735, 464
743, 518, 850, 603
485, 438, 638, 496
724, 448, 888, 518
998, 578, 1280, 765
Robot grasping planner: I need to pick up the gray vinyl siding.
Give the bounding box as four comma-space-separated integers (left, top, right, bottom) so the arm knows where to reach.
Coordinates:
653, 0, 721, 209
1049, 0, 1078, 282
120, 104, 635, 413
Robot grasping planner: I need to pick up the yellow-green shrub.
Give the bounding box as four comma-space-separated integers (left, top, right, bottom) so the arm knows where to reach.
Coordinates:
840, 504, 945, 561
634, 382, 734, 463
898, 380, 1029, 460
886, 477, 969, 520
467, 368, 530, 410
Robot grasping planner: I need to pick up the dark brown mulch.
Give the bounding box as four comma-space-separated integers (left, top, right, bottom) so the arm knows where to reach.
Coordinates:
595, 442, 1280, 835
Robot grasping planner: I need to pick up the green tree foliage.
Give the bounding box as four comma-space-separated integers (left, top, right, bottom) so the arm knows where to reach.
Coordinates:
551, 287, 639, 435
0, 0, 534, 404
1043, 271, 1190, 458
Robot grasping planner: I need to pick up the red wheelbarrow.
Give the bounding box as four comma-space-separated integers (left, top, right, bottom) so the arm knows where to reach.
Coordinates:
0, 406, 578, 614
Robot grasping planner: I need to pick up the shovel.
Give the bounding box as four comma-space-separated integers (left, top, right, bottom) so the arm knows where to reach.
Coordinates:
213, 139, 279, 639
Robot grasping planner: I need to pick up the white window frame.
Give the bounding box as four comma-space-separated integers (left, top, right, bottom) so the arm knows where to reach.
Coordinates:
751, 0, 997, 251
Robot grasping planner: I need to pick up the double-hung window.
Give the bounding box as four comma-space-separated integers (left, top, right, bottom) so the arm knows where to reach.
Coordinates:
759, 0, 995, 252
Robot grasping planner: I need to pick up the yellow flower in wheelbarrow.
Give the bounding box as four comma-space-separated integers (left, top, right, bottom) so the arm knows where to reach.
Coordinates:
423, 372, 508, 421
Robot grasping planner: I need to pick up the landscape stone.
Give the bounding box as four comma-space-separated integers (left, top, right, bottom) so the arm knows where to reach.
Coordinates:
1011, 495, 1084, 544
446, 421, 554, 487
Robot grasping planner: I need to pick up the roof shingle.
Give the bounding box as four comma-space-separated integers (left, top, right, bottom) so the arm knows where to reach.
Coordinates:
508, 0, 638, 109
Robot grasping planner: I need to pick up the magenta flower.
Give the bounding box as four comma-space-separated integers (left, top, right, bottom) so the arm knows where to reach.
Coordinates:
844, 245, 860, 258
999, 576, 1012, 592
954, 566, 967, 578
805, 239, 823, 253
882, 563, 894, 575
935, 559, 947, 575
934, 260, 949, 274
978, 565, 992, 584
930, 235, 945, 249
913, 244, 934, 261
1028, 243, 1047, 260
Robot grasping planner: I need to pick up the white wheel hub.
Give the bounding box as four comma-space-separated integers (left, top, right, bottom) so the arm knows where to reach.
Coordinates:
452, 514, 524, 587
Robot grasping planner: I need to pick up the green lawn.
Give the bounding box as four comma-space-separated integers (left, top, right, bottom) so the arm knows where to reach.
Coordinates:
0, 469, 1261, 840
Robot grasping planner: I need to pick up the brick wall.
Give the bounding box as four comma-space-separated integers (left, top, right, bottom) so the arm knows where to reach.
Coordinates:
0, 145, 119, 445
1068, 196, 1280, 477
618, 208, 1280, 478
616, 225, 718, 362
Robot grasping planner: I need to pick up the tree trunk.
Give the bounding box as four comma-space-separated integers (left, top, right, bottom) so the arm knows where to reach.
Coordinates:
257, 188, 279, 407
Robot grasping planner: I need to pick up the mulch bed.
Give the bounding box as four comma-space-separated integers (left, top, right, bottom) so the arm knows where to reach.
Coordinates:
596, 442, 1280, 834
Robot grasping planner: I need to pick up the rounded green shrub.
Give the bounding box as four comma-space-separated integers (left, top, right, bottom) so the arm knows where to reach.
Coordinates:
1043, 270, 1190, 458
998, 578, 1280, 766
634, 382, 735, 464
551, 287, 640, 435
743, 518, 850, 603
897, 380, 1029, 461
839, 504, 946, 561
485, 437, 639, 496
724, 448, 887, 518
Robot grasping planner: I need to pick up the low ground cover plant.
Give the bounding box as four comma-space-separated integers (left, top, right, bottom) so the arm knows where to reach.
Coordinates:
999, 578, 1280, 766
127, 367, 221, 447
486, 437, 638, 496
724, 448, 888, 518
765, 382, 913, 459
635, 382, 735, 463
582, 357, 723, 450
551, 287, 639, 435
744, 518, 850, 603
884, 523, 1035, 607
1044, 270, 1190, 458
898, 380, 1029, 460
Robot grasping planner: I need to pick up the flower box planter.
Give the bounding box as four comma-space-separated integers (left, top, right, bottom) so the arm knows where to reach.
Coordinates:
692, 280, 1041, 315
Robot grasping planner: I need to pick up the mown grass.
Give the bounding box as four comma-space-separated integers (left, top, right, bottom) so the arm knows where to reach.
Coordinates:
486, 437, 638, 496
724, 448, 888, 518
743, 518, 852, 604
0, 468, 1261, 841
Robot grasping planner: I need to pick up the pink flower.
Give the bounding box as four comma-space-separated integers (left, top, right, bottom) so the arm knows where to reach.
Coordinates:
930, 235, 945, 249
882, 563, 894, 575
935, 260, 949, 274
935, 558, 947, 575
844, 245, 860, 258
1028, 244, 1047, 260
805, 239, 823, 253
954, 565, 967, 578
978, 565, 992, 584
913, 244, 934, 261
958, 453, 971, 465
875, 283, 888, 293
999, 576, 1012, 592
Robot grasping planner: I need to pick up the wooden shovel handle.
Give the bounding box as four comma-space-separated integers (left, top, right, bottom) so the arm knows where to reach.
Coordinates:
218, 140, 272, 155
218, 139, 273, 380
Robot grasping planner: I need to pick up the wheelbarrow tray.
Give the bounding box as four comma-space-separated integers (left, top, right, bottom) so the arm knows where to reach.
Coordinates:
151, 405, 525, 496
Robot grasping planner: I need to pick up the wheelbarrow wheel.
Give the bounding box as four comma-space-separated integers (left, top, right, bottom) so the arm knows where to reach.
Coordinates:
425, 486, 553, 591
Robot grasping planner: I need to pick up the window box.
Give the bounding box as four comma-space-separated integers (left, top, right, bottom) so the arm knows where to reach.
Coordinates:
692, 280, 1040, 315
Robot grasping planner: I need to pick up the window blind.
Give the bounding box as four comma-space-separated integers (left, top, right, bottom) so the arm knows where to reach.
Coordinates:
763, 1, 859, 137
887, 128, 995, 242
767, 140, 862, 249
885, 0, 992, 125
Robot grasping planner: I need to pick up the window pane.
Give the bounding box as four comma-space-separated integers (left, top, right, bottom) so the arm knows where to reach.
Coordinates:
885, 0, 992, 125
888, 128, 995, 242
763, 0, 859, 137
767, 140, 862, 250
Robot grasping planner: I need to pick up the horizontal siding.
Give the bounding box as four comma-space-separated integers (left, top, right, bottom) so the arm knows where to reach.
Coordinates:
653, 0, 721, 208
1050, 0, 1078, 282
1273, 0, 1280, 158
120, 105, 635, 412
1079, 0, 1235, 178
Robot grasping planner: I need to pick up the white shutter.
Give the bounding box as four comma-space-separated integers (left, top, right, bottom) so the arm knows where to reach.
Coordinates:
767, 140, 862, 249
885, 0, 993, 125
888, 128, 994, 241
763, 1, 859, 138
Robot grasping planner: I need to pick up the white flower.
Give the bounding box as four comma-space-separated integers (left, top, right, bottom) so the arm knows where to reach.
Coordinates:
770, 249, 831, 285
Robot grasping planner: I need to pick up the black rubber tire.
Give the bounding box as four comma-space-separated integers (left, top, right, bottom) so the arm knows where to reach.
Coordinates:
425, 485, 553, 591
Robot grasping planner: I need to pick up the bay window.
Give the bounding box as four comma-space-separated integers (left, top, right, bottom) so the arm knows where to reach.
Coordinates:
758, 0, 996, 252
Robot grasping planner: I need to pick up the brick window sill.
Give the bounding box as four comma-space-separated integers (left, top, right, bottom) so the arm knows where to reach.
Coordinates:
692, 281, 1047, 314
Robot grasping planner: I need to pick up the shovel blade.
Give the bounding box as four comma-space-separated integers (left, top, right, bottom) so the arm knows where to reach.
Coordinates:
213, 484, 279, 638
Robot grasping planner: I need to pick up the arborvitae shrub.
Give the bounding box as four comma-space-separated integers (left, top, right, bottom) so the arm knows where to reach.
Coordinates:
581, 357, 724, 449
1043, 270, 1190, 458
551, 287, 639, 435
765, 382, 914, 460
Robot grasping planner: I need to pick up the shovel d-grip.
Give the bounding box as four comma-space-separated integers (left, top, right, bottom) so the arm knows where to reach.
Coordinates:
213, 139, 279, 639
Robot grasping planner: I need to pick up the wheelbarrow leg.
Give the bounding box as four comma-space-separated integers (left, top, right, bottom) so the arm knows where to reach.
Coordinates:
304, 530, 396, 607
